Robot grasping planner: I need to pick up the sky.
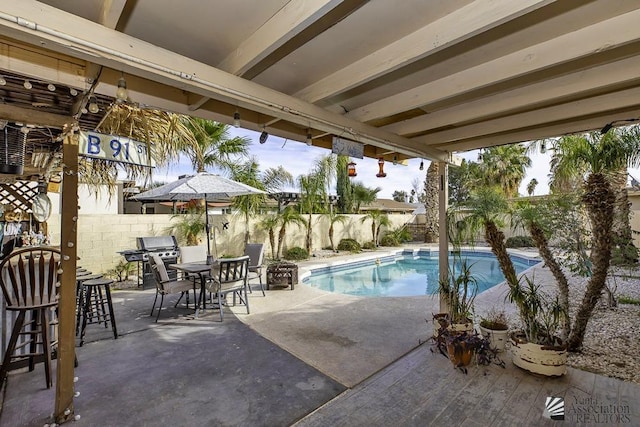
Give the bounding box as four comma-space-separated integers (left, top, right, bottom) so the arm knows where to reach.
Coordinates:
147, 126, 563, 200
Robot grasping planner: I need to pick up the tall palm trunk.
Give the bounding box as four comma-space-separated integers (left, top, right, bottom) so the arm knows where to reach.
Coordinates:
277, 225, 287, 259
329, 223, 335, 251
305, 214, 313, 253
424, 162, 439, 243
610, 168, 638, 264
268, 228, 276, 259
484, 220, 518, 288
567, 173, 615, 351
528, 221, 571, 341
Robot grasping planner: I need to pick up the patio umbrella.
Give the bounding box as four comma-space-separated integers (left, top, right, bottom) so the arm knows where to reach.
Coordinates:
133, 173, 266, 262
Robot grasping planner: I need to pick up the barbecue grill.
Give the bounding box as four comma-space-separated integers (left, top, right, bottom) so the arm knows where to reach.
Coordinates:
118, 236, 180, 288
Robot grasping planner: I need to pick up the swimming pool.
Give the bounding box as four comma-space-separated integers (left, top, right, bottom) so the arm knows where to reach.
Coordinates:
302, 250, 540, 297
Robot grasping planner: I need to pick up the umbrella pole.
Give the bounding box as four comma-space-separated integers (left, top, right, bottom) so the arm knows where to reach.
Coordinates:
205, 208, 213, 265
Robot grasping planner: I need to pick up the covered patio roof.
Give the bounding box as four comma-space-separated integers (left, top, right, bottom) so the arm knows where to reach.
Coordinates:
1, 0, 639, 166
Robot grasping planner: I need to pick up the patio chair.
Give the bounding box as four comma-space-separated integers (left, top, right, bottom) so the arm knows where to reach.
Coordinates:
205, 255, 250, 321
244, 243, 265, 296
148, 253, 197, 322
0, 247, 61, 389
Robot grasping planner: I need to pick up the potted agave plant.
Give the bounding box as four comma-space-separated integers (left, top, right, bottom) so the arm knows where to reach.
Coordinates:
478, 308, 509, 352
507, 275, 567, 376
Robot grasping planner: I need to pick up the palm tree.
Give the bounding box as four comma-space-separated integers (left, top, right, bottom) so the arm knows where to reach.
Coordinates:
182, 118, 250, 172
526, 178, 538, 196
352, 182, 380, 213
258, 214, 279, 259
512, 200, 570, 341
164, 207, 205, 246
458, 187, 519, 291
480, 144, 531, 198
360, 209, 390, 246
326, 211, 348, 251
275, 206, 305, 259
298, 155, 335, 253
552, 130, 640, 350
230, 159, 293, 244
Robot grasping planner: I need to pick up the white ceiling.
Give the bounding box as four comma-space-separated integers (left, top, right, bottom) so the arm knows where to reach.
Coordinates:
1, 0, 640, 163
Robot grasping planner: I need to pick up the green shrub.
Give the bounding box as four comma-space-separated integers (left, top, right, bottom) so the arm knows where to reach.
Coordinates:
362, 241, 376, 250
337, 238, 362, 253
379, 234, 400, 247
284, 247, 309, 261
505, 235, 534, 248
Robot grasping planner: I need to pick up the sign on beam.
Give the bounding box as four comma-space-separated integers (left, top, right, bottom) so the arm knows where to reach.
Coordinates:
332, 136, 364, 159
79, 131, 156, 167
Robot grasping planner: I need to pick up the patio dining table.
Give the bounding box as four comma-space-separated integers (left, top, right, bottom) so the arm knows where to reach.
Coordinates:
168, 262, 217, 317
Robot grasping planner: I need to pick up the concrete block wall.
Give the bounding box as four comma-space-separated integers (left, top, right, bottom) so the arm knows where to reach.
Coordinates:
46, 213, 415, 274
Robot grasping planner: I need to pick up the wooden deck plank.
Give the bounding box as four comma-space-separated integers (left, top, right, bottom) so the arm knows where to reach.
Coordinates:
453, 365, 523, 425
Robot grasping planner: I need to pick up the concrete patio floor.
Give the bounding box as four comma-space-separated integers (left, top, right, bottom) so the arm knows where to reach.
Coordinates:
1, 248, 639, 426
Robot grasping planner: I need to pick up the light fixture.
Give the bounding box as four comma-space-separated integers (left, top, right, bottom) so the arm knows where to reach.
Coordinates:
116, 75, 128, 102
23, 80, 32, 90
47, 83, 56, 92
376, 157, 387, 178
600, 123, 613, 135
306, 130, 312, 146
347, 161, 357, 177
392, 155, 398, 165
233, 111, 240, 128
419, 160, 424, 171
88, 96, 99, 113
69, 88, 78, 96
259, 130, 269, 144
0, 76, 6, 86
81, 107, 88, 115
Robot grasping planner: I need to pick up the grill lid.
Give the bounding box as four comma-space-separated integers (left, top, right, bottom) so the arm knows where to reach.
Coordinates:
136, 236, 178, 251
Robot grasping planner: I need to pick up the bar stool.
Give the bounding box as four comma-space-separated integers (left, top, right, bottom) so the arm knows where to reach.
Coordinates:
79, 278, 118, 346
75, 273, 103, 335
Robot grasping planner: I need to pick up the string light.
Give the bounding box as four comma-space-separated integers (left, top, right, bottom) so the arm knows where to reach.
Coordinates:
0, 76, 7, 86
419, 160, 424, 171
69, 88, 78, 96
47, 83, 56, 92
115, 75, 128, 101
88, 96, 99, 113
306, 130, 312, 146
233, 111, 240, 128
23, 80, 32, 89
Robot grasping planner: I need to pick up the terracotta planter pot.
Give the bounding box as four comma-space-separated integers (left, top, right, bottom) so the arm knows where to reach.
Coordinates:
446, 340, 474, 367
509, 332, 567, 377
479, 325, 509, 352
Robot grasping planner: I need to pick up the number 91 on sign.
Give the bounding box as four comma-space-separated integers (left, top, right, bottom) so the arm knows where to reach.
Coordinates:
79, 131, 156, 167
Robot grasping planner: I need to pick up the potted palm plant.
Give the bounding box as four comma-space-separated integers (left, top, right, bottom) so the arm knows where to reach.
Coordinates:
478, 308, 509, 352
507, 274, 567, 376
433, 252, 477, 338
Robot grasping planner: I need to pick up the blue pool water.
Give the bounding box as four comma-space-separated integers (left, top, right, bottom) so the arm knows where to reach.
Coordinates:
303, 251, 540, 297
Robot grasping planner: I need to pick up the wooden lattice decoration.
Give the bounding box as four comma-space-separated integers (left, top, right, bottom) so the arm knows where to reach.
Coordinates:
0, 180, 39, 213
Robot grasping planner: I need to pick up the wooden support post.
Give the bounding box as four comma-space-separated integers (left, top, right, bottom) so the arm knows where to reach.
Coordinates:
438, 161, 449, 313
54, 132, 79, 423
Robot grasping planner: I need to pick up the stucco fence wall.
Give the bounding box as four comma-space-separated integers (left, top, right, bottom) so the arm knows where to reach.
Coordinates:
45, 213, 414, 275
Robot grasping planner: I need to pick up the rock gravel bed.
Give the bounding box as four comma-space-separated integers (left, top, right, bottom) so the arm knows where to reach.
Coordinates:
566, 267, 640, 384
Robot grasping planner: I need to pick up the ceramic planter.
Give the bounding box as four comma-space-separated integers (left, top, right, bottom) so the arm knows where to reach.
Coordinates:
509, 332, 567, 376
432, 313, 474, 338
479, 325, 509, 352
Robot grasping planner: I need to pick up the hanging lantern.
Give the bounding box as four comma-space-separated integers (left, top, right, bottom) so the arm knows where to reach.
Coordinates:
376, 157, 387, 178
0, 126, 26, 175
347, 161, 357, 177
